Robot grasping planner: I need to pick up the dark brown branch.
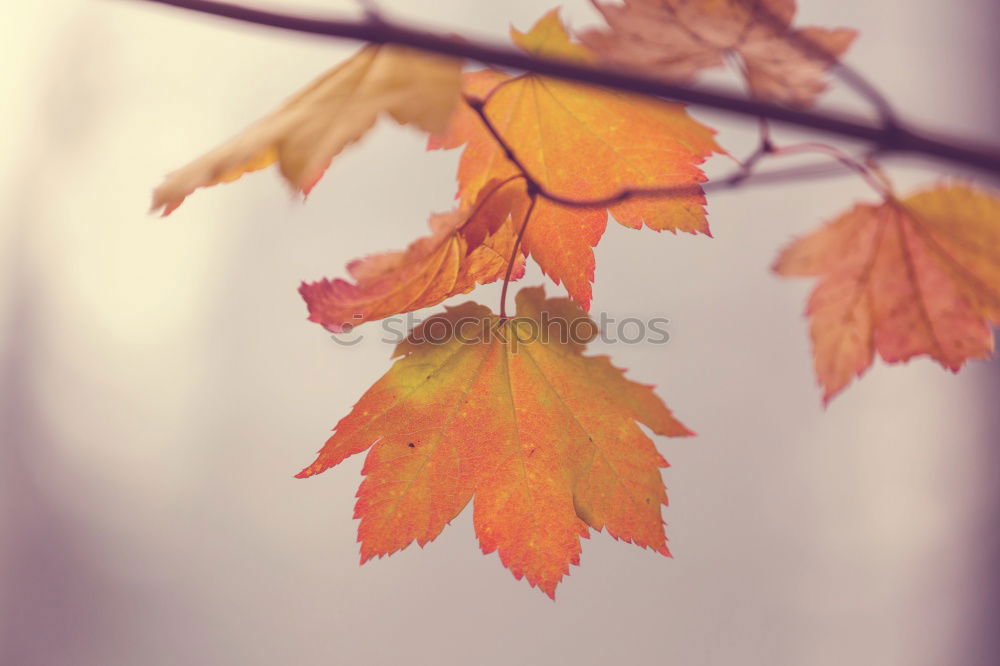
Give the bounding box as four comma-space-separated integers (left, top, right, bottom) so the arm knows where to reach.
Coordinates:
131, 0, 1000, 177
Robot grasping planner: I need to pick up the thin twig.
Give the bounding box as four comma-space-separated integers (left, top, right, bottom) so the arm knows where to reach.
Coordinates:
720, 50, 888, 194
729, 141, 773, 184
464, 95, 707, 206
709, 158, 866, 190
771, 142, 891, 197
726, 51, 775, 180
467, 92, 883, 208
132, 0, 1000, 175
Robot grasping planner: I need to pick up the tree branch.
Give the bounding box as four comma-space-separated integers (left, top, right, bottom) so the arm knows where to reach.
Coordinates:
468, 91, 885, 207
131, 0, 1000, 176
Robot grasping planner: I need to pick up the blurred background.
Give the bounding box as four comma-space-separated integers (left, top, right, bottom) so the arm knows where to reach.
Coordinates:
2, 1, 999, 664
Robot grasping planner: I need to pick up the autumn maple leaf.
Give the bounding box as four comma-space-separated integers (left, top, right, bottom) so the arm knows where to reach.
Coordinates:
300, 178, 530, 332
297, 286, 692, 597
152, 45, 462, 215
429, 10, 720, 310
774, 184, 1000, 402
582, 0, 856, 107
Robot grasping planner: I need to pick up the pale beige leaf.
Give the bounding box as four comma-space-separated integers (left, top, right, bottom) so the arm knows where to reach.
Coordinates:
152, 45, 462, 215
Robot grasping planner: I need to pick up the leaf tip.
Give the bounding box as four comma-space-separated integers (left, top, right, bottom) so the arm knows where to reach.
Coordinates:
149, 191, 181, 218
820, 381, 845, 407
294, 462, 321, 479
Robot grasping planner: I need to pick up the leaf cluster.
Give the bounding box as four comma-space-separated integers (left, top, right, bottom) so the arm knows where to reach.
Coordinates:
151, 2, 1000, 596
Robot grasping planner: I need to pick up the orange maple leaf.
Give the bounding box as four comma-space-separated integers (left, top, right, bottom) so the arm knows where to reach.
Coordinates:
297, 286, 692, 597
300, 178, 529, 332
582, 0, 856, 107
429, 10, 720, 310
774, 184, 1000, 402
152, 45, 462, 215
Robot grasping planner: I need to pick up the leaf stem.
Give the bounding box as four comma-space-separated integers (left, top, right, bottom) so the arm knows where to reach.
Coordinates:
770, 142, 892, 197
456, 174, 526, 234
725, 50, 775, 176
499, 192, 536, 319
464, 94, 706, 207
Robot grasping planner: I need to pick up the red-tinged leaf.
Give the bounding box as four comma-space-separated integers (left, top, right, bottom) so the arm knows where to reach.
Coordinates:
152, 45, 462, 215
583, 0, 856, 108
297, 286, 692, 597
300, 179, 529, 332
774, 183, 1000, 402
429, 10, 719, 309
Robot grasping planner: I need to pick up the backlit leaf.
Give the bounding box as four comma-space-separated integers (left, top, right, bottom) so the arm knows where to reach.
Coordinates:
429, 10, 719, 309
297, 286, 692, 597
774, 183, 1000, 402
